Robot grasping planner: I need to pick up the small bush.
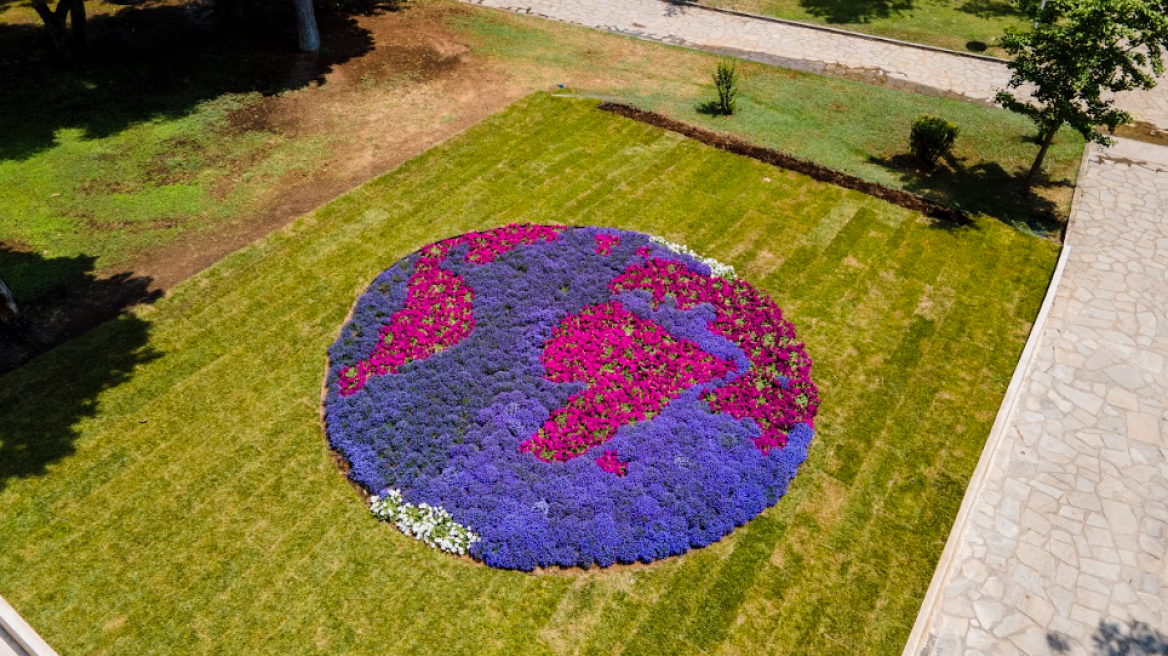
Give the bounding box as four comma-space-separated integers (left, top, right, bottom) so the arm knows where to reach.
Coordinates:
712, 61, 739, 116
909, 115, 959, 169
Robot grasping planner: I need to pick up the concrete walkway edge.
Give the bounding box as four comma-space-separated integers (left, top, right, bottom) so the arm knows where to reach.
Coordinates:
0, 595, 58, 656
901, 146, 1092, 656
902, 236, 1074, 655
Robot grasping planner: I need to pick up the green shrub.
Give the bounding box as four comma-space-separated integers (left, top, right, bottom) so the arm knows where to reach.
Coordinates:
712, 61, 740, 116
909, 115, 959, 169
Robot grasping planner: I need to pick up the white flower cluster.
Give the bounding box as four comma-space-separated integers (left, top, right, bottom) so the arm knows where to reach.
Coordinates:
370, 489, 480, 555
649, 236, 737, 280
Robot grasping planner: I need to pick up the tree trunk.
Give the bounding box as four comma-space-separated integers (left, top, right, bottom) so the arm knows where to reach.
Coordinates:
0, 277, 19, 325
1024, 125, 1057, 194
69, 0, 87, 61
29, 0, 87, 64
292, 0, 320, 52
30, 0, 74, 64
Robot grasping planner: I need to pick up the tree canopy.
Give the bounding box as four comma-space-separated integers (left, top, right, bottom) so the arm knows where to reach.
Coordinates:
996, 0, 1168, 189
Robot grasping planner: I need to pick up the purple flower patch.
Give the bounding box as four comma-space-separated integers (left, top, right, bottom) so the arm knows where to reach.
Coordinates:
324, 225, 819, 570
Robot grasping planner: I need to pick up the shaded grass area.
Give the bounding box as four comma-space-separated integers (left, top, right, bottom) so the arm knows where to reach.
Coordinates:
0, 0, 368, 297
0, 92, 325, 279
699, 0, 1025, 55
0, 94, 1059, 655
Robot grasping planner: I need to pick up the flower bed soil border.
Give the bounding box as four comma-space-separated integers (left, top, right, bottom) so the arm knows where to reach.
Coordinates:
597, 102, 971, 225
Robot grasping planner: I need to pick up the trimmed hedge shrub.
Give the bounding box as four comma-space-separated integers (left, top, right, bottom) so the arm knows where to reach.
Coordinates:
909, 115, 959, 169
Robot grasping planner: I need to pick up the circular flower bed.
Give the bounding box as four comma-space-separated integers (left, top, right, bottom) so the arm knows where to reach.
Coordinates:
324, 225, 819, 570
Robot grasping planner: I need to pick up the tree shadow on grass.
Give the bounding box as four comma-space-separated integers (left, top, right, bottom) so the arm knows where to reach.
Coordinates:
695, 100, 731, 117
0, 243, 161, 372
955, 0, 1019, 19
0, 250, 159, 493
867, 150, 1067, 234
1048, 619, 1168, 655
0, 0, 381, 369
0, 0, 376, 162
799, 0, 913, 24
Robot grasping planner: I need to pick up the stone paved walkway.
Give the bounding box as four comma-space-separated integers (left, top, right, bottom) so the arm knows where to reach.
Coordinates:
907, 138, 1168, 656
464, 0, 1168, 130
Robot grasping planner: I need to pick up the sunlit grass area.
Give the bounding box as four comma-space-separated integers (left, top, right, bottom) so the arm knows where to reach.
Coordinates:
0, 0, 1078, 309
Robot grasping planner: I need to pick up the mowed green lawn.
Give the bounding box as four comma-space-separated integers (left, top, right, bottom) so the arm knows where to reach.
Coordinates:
0, 94, 1058, 655
460, 6, 1084, 233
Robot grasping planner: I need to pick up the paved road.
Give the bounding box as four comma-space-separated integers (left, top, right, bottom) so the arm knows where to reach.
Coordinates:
464, 0, 1168, 130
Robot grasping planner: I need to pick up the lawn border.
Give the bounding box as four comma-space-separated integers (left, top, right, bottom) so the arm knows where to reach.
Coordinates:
667, 0, 1009, 64
899, 145, 1089, 656
0, 594, 59, 656
596, 101, 971, 224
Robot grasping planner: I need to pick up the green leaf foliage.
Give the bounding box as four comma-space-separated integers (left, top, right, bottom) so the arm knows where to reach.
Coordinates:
996, 0, 1168, 144
713, 60, 740, 116
909, 116, 960, 169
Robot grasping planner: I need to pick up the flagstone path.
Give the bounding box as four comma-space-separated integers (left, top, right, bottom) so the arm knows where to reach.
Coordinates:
907, 137, 1168, 656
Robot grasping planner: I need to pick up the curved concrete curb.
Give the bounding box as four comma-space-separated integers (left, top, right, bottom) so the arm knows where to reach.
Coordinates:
669, 0, 1009, 64
0, 596, 58, 656
900, 145, 1091, 656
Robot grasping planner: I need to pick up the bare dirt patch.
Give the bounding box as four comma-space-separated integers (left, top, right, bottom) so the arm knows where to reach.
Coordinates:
134, 7, 522, 291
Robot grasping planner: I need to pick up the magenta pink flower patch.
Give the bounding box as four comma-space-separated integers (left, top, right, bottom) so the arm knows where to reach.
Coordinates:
610, 258, 819, 452
594, 234, 621, 256
594, 450, 628, 476
520, 301, 735, 463
338, 224, 564, 395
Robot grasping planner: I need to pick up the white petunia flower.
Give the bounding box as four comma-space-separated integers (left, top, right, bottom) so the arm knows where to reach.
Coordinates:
371, 487, 480, 555
648, 236, 737, 280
